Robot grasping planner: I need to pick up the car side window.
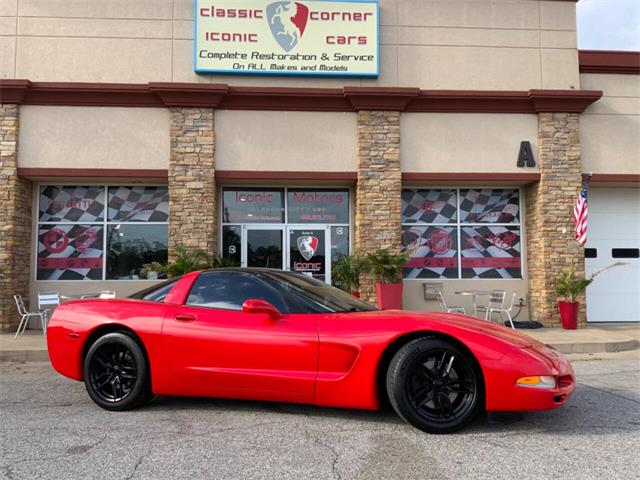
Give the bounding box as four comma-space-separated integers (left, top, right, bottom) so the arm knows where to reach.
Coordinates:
129, 279, 178, 303
186, 272, 287, 312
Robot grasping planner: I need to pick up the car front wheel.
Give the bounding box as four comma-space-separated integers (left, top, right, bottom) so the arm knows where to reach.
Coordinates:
386, 337, 482, 434
83, 332, 152, 411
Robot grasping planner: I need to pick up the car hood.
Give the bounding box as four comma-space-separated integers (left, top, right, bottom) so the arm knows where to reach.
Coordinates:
340, 310, 541, 348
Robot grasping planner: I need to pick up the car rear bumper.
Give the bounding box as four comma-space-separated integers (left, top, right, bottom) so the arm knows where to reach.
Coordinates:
485, 344, 576, 412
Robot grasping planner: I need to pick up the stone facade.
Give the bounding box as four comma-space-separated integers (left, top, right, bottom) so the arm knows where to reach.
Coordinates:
168, 107, 217, 261
526, 112, 585, 327
354, 111, 403, 304
0, 105, 32, 332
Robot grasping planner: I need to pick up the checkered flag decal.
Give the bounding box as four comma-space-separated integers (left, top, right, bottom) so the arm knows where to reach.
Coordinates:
402, 189, 457, 224
459, 189, 519, 224
461, 226, 521, 279
37, 224, 104, 280
39, 186, 105, 222
402, 226, 458, 279
108, 187, 169, 222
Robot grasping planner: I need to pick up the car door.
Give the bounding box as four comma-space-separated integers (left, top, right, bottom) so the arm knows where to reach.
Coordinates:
162, 271, 318, 403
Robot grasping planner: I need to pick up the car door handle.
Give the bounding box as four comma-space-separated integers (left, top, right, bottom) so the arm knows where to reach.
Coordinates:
175, 313, 197, 322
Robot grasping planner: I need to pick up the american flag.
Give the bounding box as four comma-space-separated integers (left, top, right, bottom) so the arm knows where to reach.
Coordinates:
573, 182, 589, 246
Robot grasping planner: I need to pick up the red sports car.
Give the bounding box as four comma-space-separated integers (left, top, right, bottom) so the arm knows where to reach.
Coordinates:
47, 268, 575, 434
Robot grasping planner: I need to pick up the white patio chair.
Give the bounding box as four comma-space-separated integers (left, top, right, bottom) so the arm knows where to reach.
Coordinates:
434, 291, 466, 315
484, 292, 517, 330
37, 292, 60, 334
99, 290, 116, 299
13, 295, 47, 338
476, 290, 506, 321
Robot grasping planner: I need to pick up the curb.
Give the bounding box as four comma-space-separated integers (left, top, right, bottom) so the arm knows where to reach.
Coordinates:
544, 339, 639, 355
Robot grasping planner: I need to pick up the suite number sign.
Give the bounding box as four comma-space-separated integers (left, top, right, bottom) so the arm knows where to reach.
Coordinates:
194, 0, 379, 77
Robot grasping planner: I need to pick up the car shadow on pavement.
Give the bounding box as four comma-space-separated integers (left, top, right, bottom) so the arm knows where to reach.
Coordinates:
144, 381, 640, 436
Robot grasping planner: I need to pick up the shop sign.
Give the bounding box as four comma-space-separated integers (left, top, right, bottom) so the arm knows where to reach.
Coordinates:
194, 0, 379, 77
287, 189, 349, 223
289, 229, 325, 275
223, 189, 285, 223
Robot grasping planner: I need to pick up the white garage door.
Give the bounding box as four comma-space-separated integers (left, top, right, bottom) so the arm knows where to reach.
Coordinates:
585, 188, 640, 323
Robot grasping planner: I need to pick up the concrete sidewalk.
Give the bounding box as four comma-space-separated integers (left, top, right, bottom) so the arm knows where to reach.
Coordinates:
1, 324, 638, 362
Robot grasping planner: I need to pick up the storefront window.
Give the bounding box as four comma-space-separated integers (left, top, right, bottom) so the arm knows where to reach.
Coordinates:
402, 188, 522, 279
222, 225, 242, 266
222, 188, 284, 223
287, 189, 349, 223
106, 224, 168, 280
220, 187, 351, 284
36, 185, 168, 281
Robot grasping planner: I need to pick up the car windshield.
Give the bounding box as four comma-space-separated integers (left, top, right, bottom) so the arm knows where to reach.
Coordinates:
261, 271, 377, 313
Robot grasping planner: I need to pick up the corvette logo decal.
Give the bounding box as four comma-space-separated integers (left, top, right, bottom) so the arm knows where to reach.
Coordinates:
297, 235, 318, 261
267, 1, 309, 52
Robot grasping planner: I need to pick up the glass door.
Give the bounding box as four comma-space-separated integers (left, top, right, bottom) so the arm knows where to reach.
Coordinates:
287, 226, 330, 283
244, 226, 284, 269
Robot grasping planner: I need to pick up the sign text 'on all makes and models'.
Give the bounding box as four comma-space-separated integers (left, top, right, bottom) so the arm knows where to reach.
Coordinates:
194, 0, 379, 77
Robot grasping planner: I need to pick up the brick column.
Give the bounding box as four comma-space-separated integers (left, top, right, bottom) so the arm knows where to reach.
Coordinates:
0, 105, 33, 332
354, 111, 402, 304
168, 108, 217, 261
525, 112, 585, 327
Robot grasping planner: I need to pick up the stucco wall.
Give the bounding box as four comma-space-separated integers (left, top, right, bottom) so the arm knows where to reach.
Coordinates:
401, 113, 539, 172
580, 73, 640, 175
18, 106, 170, 170
1, 0, 579, 90
215, 110, 357, 172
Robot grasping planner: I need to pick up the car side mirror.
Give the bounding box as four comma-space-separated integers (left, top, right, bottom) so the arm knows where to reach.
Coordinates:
242, 299, 282, 320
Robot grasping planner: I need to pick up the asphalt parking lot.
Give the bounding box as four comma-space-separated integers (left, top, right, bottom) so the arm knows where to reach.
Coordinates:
1, 355, 638, 480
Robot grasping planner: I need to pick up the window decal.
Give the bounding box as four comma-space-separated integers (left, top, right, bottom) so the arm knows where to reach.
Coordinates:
39, 186, 105, 223
108, 186, 169, 222
401, 189, 457, 224
402, 188, 522, 280
37, 225, 104, 280
459, 189, 520, 224
460, 226, 522, 279
223, 188, 285, 223
402, 226, 458, 279
287, 189, 349, 224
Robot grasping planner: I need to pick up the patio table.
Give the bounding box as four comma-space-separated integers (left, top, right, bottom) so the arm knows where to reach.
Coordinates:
454, 290, 491, 317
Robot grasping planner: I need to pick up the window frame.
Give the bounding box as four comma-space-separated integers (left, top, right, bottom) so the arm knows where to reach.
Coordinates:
35, 182, 169, 282
401, 186, 524, 280
218, 185, 353, 283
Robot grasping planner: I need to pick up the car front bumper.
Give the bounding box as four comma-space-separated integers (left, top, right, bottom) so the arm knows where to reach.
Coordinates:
484, 343, 576, 412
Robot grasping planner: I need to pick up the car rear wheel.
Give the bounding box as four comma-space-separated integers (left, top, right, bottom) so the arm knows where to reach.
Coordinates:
83, 332, 152, 411
386, 337, 482, 434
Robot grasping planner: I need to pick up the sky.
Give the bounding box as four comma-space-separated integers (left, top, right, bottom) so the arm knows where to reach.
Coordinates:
577, 0, 640, 51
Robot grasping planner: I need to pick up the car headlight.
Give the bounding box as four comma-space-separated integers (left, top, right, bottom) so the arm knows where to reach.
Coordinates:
516, 376, 556, 389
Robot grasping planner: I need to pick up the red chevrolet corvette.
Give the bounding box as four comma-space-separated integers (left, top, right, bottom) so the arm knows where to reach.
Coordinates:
47, 268, 575, 434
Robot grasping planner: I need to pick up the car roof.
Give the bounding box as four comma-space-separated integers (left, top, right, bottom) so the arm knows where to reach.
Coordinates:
200, 268, 302, 277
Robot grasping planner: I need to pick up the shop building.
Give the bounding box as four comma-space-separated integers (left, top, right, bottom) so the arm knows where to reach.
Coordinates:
0, 0, 638, 331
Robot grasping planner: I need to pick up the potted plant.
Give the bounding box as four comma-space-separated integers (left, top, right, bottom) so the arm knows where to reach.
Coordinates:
555, 263, 625, 329
141, 246, 212, 280
555, 268, 591, 330
364, 249, 409, 309
331, 253, 365, 297
139, 261, 167, 280
166, 246, 212, 277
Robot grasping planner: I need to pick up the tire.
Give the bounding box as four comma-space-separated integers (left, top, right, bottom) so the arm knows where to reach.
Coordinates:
386, 337, 482, 434
83, 332, 152, 411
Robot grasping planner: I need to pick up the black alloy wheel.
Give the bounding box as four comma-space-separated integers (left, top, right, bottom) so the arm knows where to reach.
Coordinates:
83, 332, 152, 411
386, 337, 482, 434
